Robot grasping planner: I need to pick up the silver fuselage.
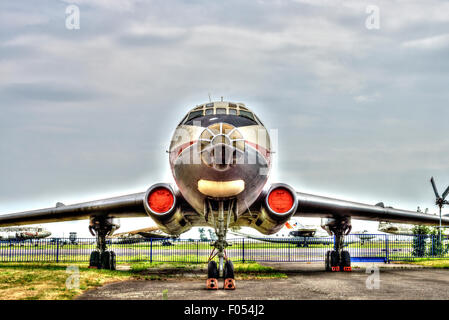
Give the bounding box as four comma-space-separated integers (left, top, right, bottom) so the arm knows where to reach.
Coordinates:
169, 101, 271, 220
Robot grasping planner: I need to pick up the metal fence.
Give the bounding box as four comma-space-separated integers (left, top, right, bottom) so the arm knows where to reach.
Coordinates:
0, 234, 448, 263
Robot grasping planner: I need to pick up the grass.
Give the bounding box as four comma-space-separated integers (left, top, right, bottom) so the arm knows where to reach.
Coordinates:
395, 258, 449, 268
0, 260, 286, 300
0, 262, 136, 300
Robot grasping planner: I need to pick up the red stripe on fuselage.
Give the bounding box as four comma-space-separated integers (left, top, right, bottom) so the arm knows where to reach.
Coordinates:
245, 141, 271, 163
173, 140, 196, 157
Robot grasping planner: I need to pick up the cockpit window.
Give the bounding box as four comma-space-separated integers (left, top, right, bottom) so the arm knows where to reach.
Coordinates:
239, 110, 255, 121
186, 110, 204, 122
178, 114, 188, 126
229, 108, 237, 115
205, 108, 213, 115
254, 114, 264, 126
216, 108, 227, 115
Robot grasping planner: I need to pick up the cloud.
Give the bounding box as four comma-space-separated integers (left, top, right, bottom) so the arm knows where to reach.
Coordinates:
0, 0, 449, 236
402, 34, 449, 49
1, 82, 102, 102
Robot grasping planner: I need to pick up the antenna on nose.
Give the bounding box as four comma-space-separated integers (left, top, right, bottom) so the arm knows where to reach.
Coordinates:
208, 93, 212, 102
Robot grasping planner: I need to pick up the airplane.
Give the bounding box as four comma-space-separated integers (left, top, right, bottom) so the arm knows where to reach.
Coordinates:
107, 226, 176, 244
230, 219, 374, 247
377, 221, 415, 235
109, 226, 174, 240
0, 226, 51, 240
351, 230, 377, 244
229, 224, 334, 247
1, 100, 448, 290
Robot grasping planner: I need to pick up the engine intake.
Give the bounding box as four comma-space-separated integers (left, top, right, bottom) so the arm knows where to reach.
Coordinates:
143, 183, 191, 236
252, 183, 298, 235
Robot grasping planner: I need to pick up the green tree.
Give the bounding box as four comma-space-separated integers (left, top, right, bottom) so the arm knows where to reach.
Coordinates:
198, 228, 208, 241
428, 227, 447, 256
412, 225, 429, 257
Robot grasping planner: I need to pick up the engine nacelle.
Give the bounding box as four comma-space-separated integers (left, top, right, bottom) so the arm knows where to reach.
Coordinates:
143, 183, 191, 236
251, 183, 298, 235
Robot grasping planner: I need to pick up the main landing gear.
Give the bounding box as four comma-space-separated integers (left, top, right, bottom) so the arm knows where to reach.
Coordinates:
323, 218, 352, 272
88, 217, 119, 270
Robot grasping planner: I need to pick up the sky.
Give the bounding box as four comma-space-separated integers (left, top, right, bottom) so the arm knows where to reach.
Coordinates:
0, 0, 448, 237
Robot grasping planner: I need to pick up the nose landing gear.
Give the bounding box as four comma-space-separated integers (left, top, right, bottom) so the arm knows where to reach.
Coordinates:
206, 248, 236, 290
205, 199, 236, 290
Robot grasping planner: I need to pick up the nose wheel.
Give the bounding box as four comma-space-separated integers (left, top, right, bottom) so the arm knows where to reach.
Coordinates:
223, 260, 235, 290
206, 261, 219, 290
206, 258, 235, 290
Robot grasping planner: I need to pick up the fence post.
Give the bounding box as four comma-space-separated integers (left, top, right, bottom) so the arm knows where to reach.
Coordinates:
385, 234, 389, 263
56, 238, 59, 263
242, 238, 245, 263
150, 238, 153, 264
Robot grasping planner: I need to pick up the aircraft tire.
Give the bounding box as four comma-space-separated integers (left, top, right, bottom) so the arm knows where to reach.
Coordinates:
208, 260, 219, 279
325, 250, 331, 271
110, 251, 116, 270
223, 260, 234, 279
340, 250, 351, 270
89, 250, 101, 268
330, 250, 340, 268
100, 251, 116, 270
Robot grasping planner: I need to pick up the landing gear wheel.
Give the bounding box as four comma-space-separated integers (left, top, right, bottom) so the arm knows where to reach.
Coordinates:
325, 250, 331, 271
207, 261, 219, 290
89, 250, 101, 269
110, 251, 116, 270
208, 261, 219, 279
223, 260, 234, 279
223, 260, 235, 290
330, 250, 340, 271
340, 250, 351, 272
100, 251, 116, 270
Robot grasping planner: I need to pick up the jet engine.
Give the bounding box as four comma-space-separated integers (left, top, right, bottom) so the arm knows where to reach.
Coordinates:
143, 183, 192, 236
251, 183, 298, 235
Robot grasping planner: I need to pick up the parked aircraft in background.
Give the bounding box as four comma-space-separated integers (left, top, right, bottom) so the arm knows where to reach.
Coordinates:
108, 226, 176, 244
0, 226, 51, 240
110, 226, 173, 239
351, 230, 377, 244
1, 100, 447, 290
377, 222, 415, 235
230, 218, 375, 246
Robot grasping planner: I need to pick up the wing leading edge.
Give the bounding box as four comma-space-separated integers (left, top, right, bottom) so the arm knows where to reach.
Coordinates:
295, 192, 449, 225
0, 192, 147, 227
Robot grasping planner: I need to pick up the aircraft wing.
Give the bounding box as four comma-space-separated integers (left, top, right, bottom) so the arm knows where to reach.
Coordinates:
295, 192, 449, 225
0, 192, 148, 227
